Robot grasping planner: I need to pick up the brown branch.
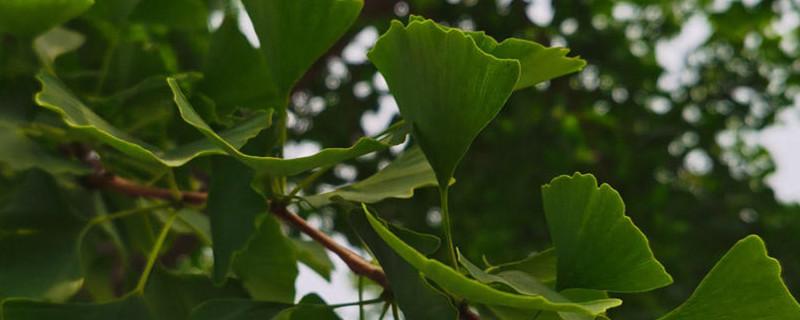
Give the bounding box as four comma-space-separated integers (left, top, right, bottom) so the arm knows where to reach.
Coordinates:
75, 146, 480, 319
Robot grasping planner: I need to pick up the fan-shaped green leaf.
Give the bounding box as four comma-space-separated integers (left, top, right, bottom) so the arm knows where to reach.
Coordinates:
361, 205, 621, 316
169, 78, 408, 176
367, 18, 520, 186
35, 72, 271, 167
304, 146, 441, 207
241, 0, 363, 98
659, 235, 800, 320
0, 0, 94, 37
541, 172, 673, 292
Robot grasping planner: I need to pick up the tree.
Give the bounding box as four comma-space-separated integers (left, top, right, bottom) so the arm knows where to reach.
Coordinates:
0, 0, 798, 319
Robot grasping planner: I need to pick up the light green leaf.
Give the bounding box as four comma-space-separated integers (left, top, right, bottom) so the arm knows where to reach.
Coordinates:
206, 157, 268, 283
35, 72, 271, 167
170, 78, 408, 176
407, 15, 585, 90
291, 239, 335, 281
368, 18, 520, 186
486, 248, 557, 286
361, 205, 621, 316
0, 0, 94, 37
0, 117, 89, 175
33, 27, 85, 72
233, 214, 298, 303
541, 172, 673, 292
0, 170, 84, 302
304, 146, 441, 207
659, 235, 800, 320
187, 299, 292, 320
143, 268, 249, 320
1, 295, 153, 320
348, 207, 459, 320
241, 0, 363, 98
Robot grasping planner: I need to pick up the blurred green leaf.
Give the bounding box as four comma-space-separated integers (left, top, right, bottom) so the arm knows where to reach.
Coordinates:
348, 207, 458, 320
659, 235, 800, 320
129, 0, 207, 30
541, 172, 673, 292
186, 294, 340, 320
304, 146, 441, 207
233, 214, 298, 303
143, 269, 249, 320
0, 0, 94, 37
0, 170, 84, 302
33, 27, 85, 72
290, 239, 334, 281
170, 78, 408, 176
0, 117, 89, 175
361, 205, 621, 316
1, 295, 152, 319
367, 18, 519, 187
35, 72, 271, 167
272, 294, 342, 320
241, 0, 363, 98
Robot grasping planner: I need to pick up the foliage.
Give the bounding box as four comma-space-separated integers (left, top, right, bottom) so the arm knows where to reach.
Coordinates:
0, 0, 799, 319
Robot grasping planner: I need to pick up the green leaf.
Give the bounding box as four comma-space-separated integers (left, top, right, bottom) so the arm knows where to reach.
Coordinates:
0, 170, 84, 302
33, 27, 85, 72
0, 117, 89, 175
170, 78, 408, 176
361, 205, 621, 316
291, 239, 335, 281
233, 214, 298, 303
367, 18, 520, 187
241, 0, 363, 98
1, 295, 153, 320
541, 172, 673, 292
129, 0, 207, 30
35, 72, 271, 167
206, 156, 268, 283
0, 0, 94, 37
407, 15, 585, 90
200, 15, 283, 115
486, 248, 557, 286
659, 235, 800, 320
272, 294, 342, 320
143, 269, 249, 320
348, 207, 459, 320
187, 299, 292, 320
304, 146, 442, 207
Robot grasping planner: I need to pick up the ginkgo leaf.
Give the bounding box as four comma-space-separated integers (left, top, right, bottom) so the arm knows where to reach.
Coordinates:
361, 205, 621, 316
304, 146, 442, 207
541, 172, 673, 292
35, 72, 270, 168
367, 18, 520, 187
659, 235, 800, 320
170, 78, 407, 176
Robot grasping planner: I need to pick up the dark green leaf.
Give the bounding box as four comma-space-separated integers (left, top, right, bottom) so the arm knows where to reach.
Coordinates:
0, 0, 94, 37
348, 207, 459, 320
541, 172, 673, 292
304, 146, 443, 207
170, 78, 408, 176
35, 72, 270, 167
1, 295, 153, 320
0, 117, 89, 175
233, 214, 298, 303
367, 18, 520, 187
187, 299, 291, 320
361, 206, 621, 316
272, 294, 342, 320
143, 269, 249, 320
659, 235, 800, 320
241, 0, 363, 97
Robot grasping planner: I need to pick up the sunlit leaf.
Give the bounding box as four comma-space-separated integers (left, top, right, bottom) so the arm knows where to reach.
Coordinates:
241, 0, 363, 98
0, 0, 94, 37
368, 18, 520, 186
659, 235, 800, 320
304, 146, 442, 207
35, 72, 270, 167
0, 170, 84, 302
541, 172, 673, 292
361, 205, 622, 316
170, 78, 408, 176
349, 207, 459, 320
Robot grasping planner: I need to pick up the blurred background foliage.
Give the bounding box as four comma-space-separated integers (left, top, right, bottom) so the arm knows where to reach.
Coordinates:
1, 0, 799, 319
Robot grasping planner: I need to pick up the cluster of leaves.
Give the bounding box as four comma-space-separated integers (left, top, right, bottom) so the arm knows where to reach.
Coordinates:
1, 0, 799, 319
